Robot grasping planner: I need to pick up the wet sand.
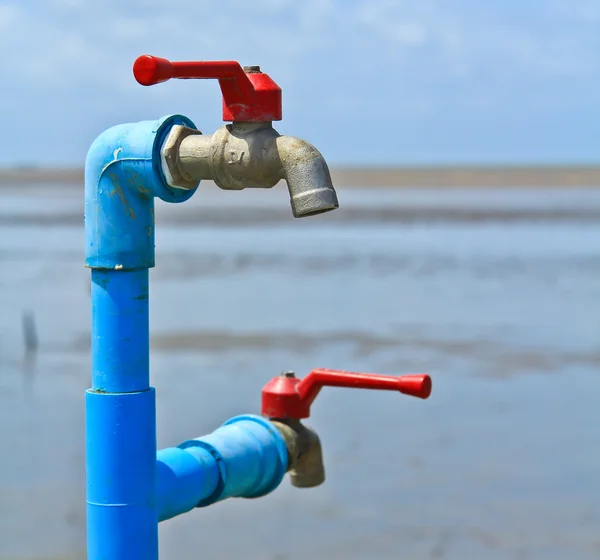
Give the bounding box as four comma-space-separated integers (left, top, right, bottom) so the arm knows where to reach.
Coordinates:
1, 164, 600, 187
0, 186, 598, 560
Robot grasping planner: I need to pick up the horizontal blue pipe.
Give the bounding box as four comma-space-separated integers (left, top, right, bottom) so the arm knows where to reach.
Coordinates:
156, 415, 288, 522
86, 389, 157, 559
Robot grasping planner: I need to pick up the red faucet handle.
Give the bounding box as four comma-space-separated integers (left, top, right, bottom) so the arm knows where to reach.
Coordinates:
132, 55, 282, 122
261, 368, 432, 419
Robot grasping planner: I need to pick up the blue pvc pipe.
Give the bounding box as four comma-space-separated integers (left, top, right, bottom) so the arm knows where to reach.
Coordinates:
85, 115, 199, 560
156, 415, 288, 522
85, 114, 198, 271
91, 269, 149, 392
86, 389, 157, 558
85, 114, 289, 560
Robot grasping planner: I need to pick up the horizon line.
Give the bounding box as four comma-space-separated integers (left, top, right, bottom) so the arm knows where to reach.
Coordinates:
1, 164, 599, 188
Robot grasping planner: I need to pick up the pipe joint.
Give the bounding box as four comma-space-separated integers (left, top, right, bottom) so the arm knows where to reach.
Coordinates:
84, 114, 199, 270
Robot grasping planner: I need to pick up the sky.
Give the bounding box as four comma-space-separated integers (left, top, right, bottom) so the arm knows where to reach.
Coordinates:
0, 0, 598, 167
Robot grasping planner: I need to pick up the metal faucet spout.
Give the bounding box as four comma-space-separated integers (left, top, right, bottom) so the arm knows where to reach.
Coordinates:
271, 419, 325, 488
276, 135, 339, 218
161, 122, 339, 218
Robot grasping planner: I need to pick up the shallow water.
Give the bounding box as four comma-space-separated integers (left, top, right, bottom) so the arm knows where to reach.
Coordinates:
0, 184, 598, 559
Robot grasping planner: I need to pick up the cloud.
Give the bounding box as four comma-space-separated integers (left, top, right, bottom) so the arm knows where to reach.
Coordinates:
4, 1, 597, 89
0, 0, 597, 164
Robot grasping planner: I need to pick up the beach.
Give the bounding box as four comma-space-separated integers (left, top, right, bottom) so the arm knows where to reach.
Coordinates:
0, 182, 598, 560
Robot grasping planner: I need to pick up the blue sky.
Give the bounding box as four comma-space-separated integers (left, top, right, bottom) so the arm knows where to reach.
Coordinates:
0, 0, 598, 166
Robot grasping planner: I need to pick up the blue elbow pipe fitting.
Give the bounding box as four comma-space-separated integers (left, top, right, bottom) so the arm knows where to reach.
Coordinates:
156, 415, 288, 522
85, 114, 198, 270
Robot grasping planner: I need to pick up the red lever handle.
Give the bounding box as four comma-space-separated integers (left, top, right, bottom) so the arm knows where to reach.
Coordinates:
261, 368, 432, 419
132, 55, 282, 122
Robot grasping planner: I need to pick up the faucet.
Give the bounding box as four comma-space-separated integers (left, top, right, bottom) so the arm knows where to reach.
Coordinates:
133, 55, 339, 218
84, 54, 432, 560
264, 368, 432, 489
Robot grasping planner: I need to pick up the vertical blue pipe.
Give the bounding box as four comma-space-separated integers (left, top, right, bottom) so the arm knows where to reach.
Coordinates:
91, 269, 149, 392
86, 388, 157, 558
85, 115, 198, 560
86, 269, 156, 558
